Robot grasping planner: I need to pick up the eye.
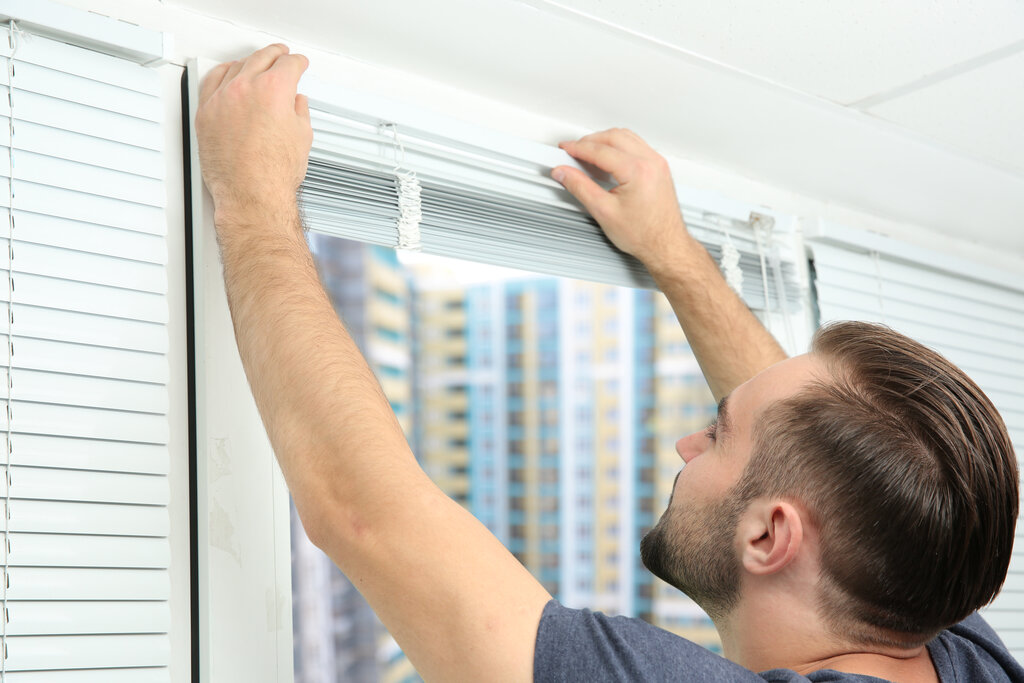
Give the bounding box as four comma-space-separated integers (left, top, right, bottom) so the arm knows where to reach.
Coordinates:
704, 421, 718, 442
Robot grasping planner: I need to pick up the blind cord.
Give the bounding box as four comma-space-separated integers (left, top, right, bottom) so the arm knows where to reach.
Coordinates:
753, 211, 798, 352
2, 21, 19, 680
871, 250, 887, 324
716, 215, 744, 299
752, 212, 775, 329
379, 122, 423, 251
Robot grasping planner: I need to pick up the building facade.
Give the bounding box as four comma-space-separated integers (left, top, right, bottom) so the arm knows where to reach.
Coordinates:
293, 242, 721, 681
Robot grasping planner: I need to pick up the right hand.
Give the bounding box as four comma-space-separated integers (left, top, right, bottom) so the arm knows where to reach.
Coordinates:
552, 128, 692, 272
195, 44, 313, 222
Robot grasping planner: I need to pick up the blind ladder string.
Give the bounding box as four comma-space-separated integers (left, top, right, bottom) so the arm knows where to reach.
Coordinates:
759, 214, 797, 353
751, 213, 774, 322
378, 122, 422, 251
871, 250, 887, 324
715, 215, 744, 299
2, 20, 19, 681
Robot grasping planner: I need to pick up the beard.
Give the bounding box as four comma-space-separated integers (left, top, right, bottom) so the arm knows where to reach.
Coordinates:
640, 488, 746, 621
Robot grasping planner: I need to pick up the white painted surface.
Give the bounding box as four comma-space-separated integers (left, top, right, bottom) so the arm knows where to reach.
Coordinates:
160, 59, 193, 683
870, 49, 1024, 175
187, 58, 295, 683
519, 0, 1024, 105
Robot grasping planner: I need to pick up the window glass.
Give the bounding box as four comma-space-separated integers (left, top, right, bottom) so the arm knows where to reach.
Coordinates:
291, 237, 723, 682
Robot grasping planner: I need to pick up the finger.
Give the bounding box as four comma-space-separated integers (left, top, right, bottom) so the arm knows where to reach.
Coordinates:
552, 166, 611, 217
219, 59, 245, 89
576, 128, 649, 155
198, 61, 232, 105
240, 43, 290, 77
559, 139, 631, 182
295, 93, 311, 123
267, 52, 310, 86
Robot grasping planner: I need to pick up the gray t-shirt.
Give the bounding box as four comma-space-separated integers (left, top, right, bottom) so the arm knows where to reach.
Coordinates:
534, 600, 1024, 682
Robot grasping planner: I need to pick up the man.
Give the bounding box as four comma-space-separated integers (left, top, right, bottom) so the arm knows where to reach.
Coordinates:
195, 45, 1022, 682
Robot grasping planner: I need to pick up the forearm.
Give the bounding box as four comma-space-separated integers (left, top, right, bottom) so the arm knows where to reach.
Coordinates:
214, 203, 416, 527
646, 231, 787, 401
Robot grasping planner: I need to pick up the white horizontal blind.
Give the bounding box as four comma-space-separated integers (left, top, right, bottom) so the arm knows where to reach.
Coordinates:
809, 235, 1024, 659
300, 105, 801, 313
0, 25, 170, 681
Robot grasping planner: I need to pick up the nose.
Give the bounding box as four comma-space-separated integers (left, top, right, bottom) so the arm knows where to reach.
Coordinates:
675, 431, 707, 464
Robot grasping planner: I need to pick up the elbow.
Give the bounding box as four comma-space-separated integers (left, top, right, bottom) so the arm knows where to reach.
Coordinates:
293, 490, 373, 556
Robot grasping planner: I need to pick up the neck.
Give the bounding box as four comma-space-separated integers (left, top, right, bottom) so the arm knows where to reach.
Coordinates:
716, 594, 937, 682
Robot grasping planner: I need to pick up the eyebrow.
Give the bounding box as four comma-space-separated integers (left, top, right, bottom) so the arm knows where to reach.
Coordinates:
715, 395, 733, 443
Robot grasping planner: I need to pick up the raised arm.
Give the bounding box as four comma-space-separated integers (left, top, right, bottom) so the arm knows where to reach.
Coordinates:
195, 45, 550, 682
552, 129, 786, 400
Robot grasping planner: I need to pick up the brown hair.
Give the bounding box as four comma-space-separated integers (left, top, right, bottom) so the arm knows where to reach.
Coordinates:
736, 321, 1019, 647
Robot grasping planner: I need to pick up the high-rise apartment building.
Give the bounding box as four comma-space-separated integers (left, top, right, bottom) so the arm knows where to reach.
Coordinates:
414, 275, 677, 618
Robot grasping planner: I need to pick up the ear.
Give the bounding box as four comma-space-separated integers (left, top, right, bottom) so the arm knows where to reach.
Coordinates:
739, 501, 804, 576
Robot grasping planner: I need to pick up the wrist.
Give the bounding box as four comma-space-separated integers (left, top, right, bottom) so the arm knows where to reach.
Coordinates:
213, 192, 302, 235
639, 230, 705, 281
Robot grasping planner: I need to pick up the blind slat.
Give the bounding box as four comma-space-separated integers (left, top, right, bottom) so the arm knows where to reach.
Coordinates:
1, 118, 163, 178
0, 89, 161, 151
5, 668, 169, 683
4, 633, 169, 671
12, 60, 161, 122
3, 273, 167, 323
12, 306, 168, 354
11, 337, 168, 384
1, 402, 168, 442
0, 240, 167, 294
0, 150, 164, 207
2, 183, 164, 235
7, 567, 168, 601
16, 212, 166, 263
7, 600, 169, 636
1, 367, 167, 413
9, 434, 166, 475
4, 533, 169, 568
0, 34, 160, 95
4, 467, 167, 505
8, 499, 167, 536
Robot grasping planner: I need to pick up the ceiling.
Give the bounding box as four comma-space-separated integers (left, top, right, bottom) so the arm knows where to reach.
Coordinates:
168, 0, 1024, 253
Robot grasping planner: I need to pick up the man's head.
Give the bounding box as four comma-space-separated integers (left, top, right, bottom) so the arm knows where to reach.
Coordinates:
641, 321, 1019, 647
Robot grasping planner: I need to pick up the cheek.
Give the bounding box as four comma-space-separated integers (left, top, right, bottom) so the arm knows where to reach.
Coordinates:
674, 457, 739, 504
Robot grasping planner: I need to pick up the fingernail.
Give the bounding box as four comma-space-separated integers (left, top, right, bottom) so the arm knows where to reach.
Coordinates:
552, 168, 566, 184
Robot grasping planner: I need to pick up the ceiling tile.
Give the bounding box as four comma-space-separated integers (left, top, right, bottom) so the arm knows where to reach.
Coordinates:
536, 0, 1024, 104
868, 50, 1024, 175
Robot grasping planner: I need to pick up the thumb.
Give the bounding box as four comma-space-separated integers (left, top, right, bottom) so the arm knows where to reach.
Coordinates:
295, 93, 311, 123
552, 166, 610, 218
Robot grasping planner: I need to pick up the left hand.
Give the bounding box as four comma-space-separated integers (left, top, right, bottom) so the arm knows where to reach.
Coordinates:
553, 128, 692, 275
195, 44, 313, 220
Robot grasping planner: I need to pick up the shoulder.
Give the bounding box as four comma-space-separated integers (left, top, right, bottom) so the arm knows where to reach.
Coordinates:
928, 613, 1024, 682
533, 600, 760, 682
